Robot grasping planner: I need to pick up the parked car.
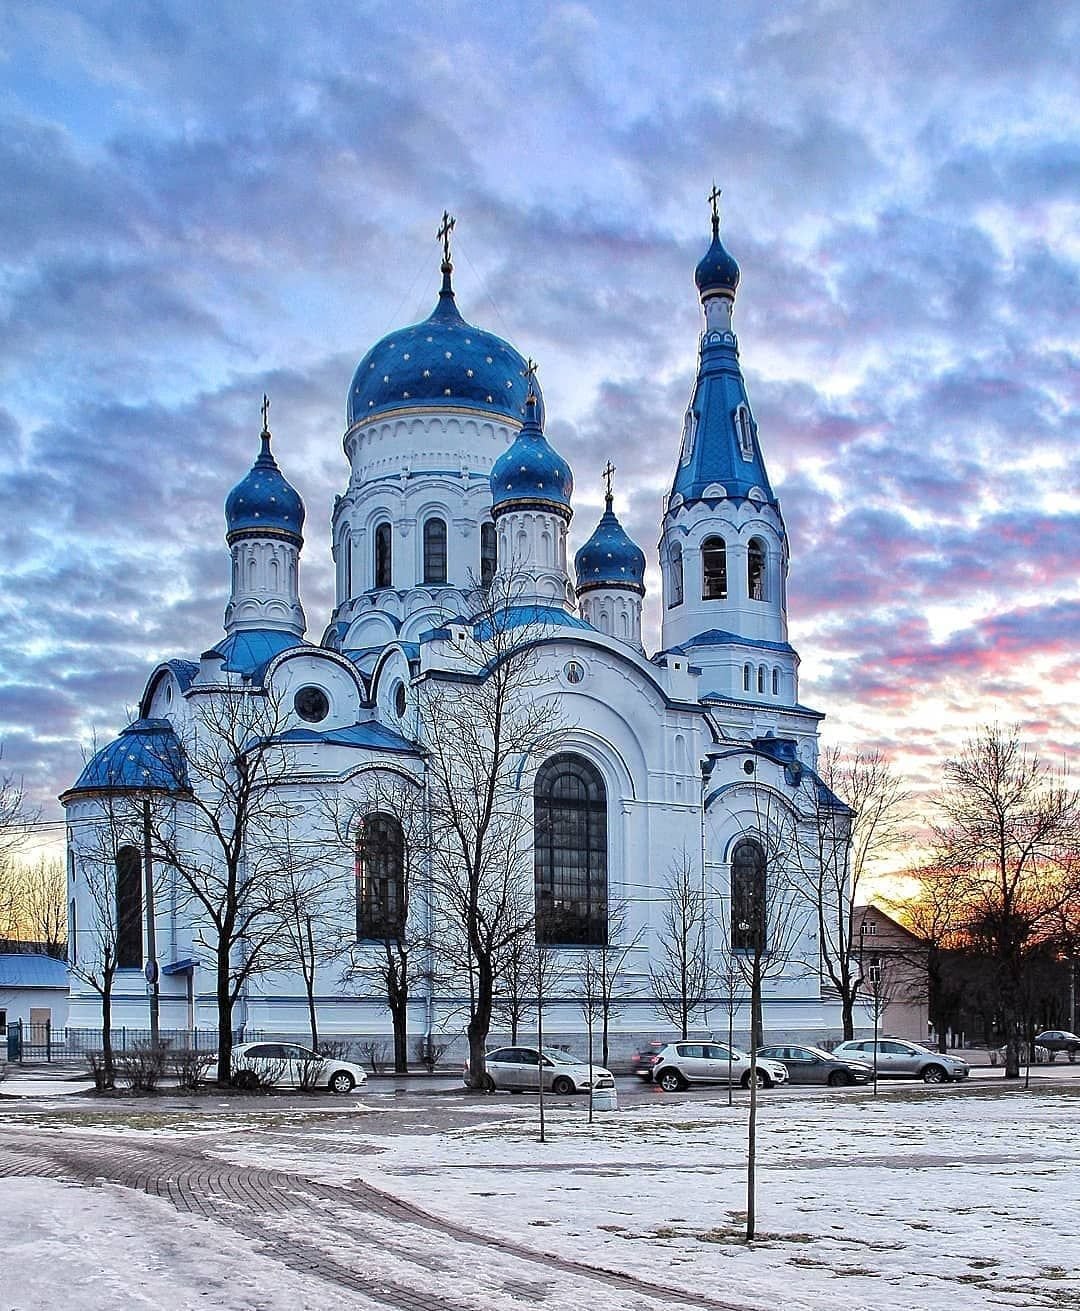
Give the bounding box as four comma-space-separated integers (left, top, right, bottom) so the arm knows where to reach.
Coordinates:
651, 1041, 788, 1091
1034, 1030, 1080, 1060
831, 1039, 969, 1083
757, 1043, 873, 1086
223, 1041, 368, 1094
630, 1039, 668, 1080
464, 1046, 615, 1094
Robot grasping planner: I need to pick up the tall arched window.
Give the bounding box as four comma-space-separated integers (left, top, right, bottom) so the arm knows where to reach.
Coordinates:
668, 543, 684, 608
757, 665, 766, 694
374, 521, 392, 589
743, 663, 752, 692
730, 838, 766, 952
115, 845, 143, 968
534, 754, 607, 946
748, 538, 767, 601
701, 536, 728, 599
356, 814, 405, 941
423, 517, 447, 584
772, 667, 780, 696
480, 521, 497, 587
341, 526, 352, 596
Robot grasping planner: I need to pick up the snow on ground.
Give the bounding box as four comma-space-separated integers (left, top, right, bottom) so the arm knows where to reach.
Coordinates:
0, 1177, 383, 1311
211, 1085, 1080, 1311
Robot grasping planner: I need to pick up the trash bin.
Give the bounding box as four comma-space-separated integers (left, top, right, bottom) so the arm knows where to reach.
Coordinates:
591, 1086, 618, 1111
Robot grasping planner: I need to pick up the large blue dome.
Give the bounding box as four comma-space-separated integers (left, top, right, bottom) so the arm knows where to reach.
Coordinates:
575, 497, 646, 594
347, 271, 543, 428
225, 431, 305, 542
490, 396, 573, 517
695, 218, 740, 296
66, 718, 191, 796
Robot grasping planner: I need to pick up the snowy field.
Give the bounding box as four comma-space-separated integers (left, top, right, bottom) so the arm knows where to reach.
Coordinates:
1, 1084, 1078, 1310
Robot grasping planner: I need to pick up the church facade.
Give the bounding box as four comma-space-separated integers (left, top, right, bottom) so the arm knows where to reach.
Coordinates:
62, 205, 850, 1053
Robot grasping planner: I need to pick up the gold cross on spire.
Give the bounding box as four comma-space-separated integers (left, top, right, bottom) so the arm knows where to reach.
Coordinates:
261, 393, 271, 434
521, 357, 538, 400
602, 460, 616, 503
709, 182, 722, 236
437, 209, 456, 266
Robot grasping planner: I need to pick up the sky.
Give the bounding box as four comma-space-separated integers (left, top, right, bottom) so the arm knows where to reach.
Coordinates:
1, 0, 1076, 854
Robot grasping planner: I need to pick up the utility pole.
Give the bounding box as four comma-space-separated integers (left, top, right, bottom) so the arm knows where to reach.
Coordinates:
142, 795, 159, 1046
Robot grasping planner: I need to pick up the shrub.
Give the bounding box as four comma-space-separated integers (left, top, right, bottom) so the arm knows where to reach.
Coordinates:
167, 1048, 209, 1090
115, 1042, 168, 1092
357, 1040, 389, 1073
413, 1037, 449, 1072
84, 1050, 115, 1092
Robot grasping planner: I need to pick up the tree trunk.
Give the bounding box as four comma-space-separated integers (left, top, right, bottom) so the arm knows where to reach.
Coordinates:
746, 1020, 758, 1241
467, 957, 494, 1087
841, 994, 855, 1042
216, 944, 234, 1085
601, 1000, 610, 1070
101, 979, 114, 1079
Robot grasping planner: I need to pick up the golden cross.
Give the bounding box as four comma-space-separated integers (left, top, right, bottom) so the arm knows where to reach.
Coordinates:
709, 182, 722, 235
602, 460, 616, 501
437, 210, 456, 265
261, 393, 270, 432
521, 358, 538, 398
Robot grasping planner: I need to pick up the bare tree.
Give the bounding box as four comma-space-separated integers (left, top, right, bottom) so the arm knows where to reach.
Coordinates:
857, 940, 900, 1094
650, 848, 711, 1040
928, 725, 1079, 1079
418, 577, 567, 1087
15, 857, 67, 957
0, 754, 36, 940
493, 930, 538, 1045
574, 897, 643, 1067
791, 747, 910, 1040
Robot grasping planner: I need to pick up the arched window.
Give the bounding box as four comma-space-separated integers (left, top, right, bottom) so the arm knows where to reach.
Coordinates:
757, 665, 765, 694
69, 898, 77, 966
748, 538, 767, 601
115, 845, 142, 969
356, 814, 405, 941
669, 543, 684, 608
743, 663, 751, 692
341, 527, 352, 596
735, 405, 754, 460
423, 517, 447, 585
534, 754, 607, 946
701, 536, 728, 599
731, 838, 766, 952
772, 667, 780, 696
374, 521, 392, 589
480, 521, 497, 587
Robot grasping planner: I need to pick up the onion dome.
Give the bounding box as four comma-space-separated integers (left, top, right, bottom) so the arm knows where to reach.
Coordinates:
64, 718, 191, 796
346, 263, 543, 428
225, 417, 304, 544
490, 392, 573, 519
575, 487, 646, 595
695, 205, 740, 297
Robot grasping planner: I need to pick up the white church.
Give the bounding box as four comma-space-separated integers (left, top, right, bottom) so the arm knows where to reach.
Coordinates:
62, 202, 850, 1054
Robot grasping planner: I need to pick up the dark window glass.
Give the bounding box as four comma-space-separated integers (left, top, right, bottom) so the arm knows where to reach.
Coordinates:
757, 665, 765, 694
423, 518, 447, 585
534, 754, 607, 946
669, 544, 683, 607
748, 538, 767, 600
480, 522, 497, 587
294, 686, 329, 722
374, 522, 392, 589
356, 813, 406, 941
115, 845, 143, 968
702, 536, 727, 599
730, 838, 766, 952
743, 663, 751, 692
772, 667, 779, 696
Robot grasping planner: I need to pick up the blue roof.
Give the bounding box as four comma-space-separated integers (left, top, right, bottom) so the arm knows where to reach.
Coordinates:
66, 718, 190, 797
695, 214, 740, 296
574, 495, 646, 594
274, 722, 418, 753
347, 268, 542, 428
490, 394, 573, 516
428, 605, 595, 646
0, 953, 68, 989
204, 629, 307, 681
662, 629, 795, 656
225, 429, 305, 542
166, 659, 199, 691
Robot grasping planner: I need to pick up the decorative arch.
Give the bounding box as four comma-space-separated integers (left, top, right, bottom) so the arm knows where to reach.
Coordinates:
115, 845, 143, 968
534, 754, 608, 946
356, 813, 405, 941
701, 536, 727, 599
748, 537, 767, 601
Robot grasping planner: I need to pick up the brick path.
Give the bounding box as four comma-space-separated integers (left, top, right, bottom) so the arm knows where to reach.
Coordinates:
0, 1129, 750, 1311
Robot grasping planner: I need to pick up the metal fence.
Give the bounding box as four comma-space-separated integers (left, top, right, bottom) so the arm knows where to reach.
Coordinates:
5, 1022, 262, 1063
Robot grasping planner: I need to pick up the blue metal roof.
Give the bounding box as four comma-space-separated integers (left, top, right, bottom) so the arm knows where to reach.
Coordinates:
574, 495, 646, 594
490, 394, 573, 516
0, 953, 68, 989
66, 718, 190, 796
426, 605, 595, 646
347, 269, 542, 428
695, 215, 740, 296
225, 429, 304, 542
204, 629, 307, 681
661, 629, 796, 656
274, 722, 418, 753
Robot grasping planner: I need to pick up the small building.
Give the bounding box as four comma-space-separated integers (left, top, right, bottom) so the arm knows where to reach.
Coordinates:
853, 905, 928, 1043
0, 953, 70, 1034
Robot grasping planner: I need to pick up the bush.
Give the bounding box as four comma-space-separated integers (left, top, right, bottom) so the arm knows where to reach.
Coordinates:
357, 1040, 389, 1074
167, 1048, 209, 1090
413, 1037, 449, 1072
85, 1050, 115, 1092
115, 1042, 168, 1092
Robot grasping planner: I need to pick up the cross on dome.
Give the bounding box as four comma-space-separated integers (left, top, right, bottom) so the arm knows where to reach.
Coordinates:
521, 357, 539, 401
709, 183, 722, 238
437, 210, 456, 267
261, 392, 271, 435
602, 460, 616, 506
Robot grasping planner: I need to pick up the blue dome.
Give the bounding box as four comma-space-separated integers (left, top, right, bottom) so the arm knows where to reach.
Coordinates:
66, 718, 191, 796
490, 396, 573, 517
225, 431, 305, 542
574, 496, 646, 594
347, 270, 543, 428
695, 217, 740, 296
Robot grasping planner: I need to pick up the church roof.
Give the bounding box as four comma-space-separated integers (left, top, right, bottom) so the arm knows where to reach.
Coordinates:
574, 494, 646, 594
66, 718, 190, 797
203, 629, 308, 682
490, 394, 573, 517
347, 267, 541, 429
225, 425, 304, 542
273, 721, 418, 753
661, 629, 796, 656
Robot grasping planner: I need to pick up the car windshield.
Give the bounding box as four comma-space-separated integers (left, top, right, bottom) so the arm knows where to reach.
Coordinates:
713, 1045, 747, 1060
800, 1046, 834, 1059
542, 1049, 578, 1065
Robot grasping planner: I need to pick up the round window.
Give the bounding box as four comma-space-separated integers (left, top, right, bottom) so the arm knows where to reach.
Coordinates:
743, 759, 756, 775
294, 686, 330, 723
564, 661, 585, 685
394, 682, 407, 717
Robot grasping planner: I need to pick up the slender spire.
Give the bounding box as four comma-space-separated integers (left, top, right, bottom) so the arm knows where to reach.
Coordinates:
602, 459, 616, 509
709, 182, 722, 239
437, 209, 456, 295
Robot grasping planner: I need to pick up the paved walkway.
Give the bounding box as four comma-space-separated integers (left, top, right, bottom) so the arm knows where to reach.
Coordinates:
0, 1128, 749, 1311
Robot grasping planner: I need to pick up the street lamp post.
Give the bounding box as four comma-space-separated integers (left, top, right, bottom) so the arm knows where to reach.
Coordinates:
142, 794, 159, 1047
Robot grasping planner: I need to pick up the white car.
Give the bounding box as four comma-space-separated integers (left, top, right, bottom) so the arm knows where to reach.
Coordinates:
225, 1041, 368, 1094
652, 1041, 789, 1091
466, 1046, 615, 1094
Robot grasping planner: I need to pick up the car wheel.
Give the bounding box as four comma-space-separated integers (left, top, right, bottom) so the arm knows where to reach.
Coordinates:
657, 1068, 686, 1092
551, 1076, 575, 1096
921, 1064, 947, 1084
827, 1069, 851, 1087
741, 1069, 771, 1089
328, 1070, 355, 1095
509, 1088, 524, 1095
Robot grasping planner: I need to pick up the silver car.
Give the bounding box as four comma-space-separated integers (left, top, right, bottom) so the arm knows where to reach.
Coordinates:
652, 1041, 788, 1091
227, 1042, 368, 1093
469, 1046, 615, 1095
831, 1039, 969, 1083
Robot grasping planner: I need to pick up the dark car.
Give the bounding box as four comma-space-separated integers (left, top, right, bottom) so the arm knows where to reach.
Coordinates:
630, 1040, 668, 1080
1034, 1030, 1080, 1060
757, 1043, 873, 1087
